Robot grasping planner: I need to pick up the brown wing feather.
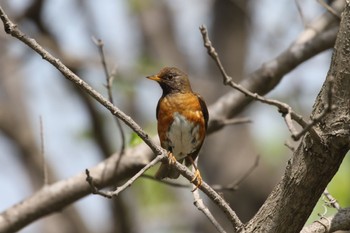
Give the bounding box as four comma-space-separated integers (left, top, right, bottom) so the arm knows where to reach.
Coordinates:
186, 93, 209, 165
196, 94, 209, 129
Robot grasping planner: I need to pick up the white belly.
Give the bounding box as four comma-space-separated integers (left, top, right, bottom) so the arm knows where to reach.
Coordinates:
166, 112, 200, 160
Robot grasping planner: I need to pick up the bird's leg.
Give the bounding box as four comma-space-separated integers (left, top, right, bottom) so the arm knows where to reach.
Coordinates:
167, 151, 177, 165
188, 157, 202, 192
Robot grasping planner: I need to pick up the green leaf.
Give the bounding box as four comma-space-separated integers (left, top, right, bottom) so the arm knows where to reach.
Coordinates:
129, 132, 143, 147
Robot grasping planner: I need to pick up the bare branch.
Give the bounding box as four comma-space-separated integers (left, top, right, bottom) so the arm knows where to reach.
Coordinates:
200, 24, 337, 143
207, 0, 344, 134
0, 145, 149, 233
200, 25, 322, 141
212, 155, 259, 192
0, 6, 159, 155
39, 116, 48, 186
323, 188, 341, 210
86, 153, 165, 198
85, 169, 113, 199
92, 37, 126, 157
284, 140, 296, 152
192, 185, 227, 233
190, 159, 226, 233
295, 0, 308, 27
87, 151, 243, 231
173, 160, 243, 231
317, 0, 342, 19
291, 77, 335, 140
141, 174, 191, 188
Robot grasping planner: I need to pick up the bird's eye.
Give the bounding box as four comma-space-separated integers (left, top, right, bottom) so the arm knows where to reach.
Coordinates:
166, 74, 174, 80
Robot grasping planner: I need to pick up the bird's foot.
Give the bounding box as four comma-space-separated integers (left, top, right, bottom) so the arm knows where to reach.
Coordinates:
167, 152, 177, 165
191, 169, 202, 192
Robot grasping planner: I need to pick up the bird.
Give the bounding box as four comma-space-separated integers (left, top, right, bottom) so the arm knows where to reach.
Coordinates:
146, 67, 209, 189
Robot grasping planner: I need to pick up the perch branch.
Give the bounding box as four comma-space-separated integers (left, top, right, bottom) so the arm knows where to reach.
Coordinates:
192, 181, 226, 233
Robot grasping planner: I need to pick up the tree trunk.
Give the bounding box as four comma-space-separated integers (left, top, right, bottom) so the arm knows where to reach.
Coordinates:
244, 3, 350, 232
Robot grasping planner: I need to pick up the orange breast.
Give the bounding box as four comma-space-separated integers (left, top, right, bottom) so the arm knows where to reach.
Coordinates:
157, 92, 206, 150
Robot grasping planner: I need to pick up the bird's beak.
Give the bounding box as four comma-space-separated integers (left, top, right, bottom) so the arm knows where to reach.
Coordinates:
146, 75, 161, 82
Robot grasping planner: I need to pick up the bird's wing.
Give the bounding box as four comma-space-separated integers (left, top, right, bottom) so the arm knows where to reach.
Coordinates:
196, 94, 209, 129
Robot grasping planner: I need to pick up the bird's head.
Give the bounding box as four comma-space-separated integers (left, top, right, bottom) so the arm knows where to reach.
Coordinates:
146, 67, 192, 94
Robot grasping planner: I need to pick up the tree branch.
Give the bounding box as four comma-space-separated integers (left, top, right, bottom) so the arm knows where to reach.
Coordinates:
0, 6, 158, 155
211, 155, 260, 192
200, 24, 326, 141
0, 145, 150, 233
192, 186, 227, 233
92, 37, 126, 156
207, 0, 345, 133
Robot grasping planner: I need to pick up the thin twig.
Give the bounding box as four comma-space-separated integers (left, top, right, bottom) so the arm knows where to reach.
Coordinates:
108, 154, 165, 196
208, 117, 252, 133
86, 153, 165, 198
173, 158, 243, 231
217, 117, 252, 127
284, 140, 296, 152
92, 37, 126, 157
141, 174, 191, 188
39, 116, 48, 186
0, 6, 159, 155
85, 169, 113, 198
200, 25, 298, 120
199, 24, 326, 142
86, 153, 243, 232
295, 0, 308, 27
323, 188, 341, 210
192, 162, 227, 233
212, 155, 260, 192
292, 76, 335, 140
317, 0, 341, 19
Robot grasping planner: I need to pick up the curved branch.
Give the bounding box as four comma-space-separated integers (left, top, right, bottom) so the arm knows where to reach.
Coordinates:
0, 144, 151, 233
0, 6, 159, 156
207, 0, 345, 133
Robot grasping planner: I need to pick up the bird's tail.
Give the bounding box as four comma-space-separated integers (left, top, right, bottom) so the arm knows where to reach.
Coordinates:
155, 162, 181, 179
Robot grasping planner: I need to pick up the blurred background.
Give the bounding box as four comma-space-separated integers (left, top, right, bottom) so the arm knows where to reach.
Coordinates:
0, 0, 349, 232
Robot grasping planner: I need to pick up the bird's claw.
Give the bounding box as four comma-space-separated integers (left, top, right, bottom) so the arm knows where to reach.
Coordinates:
167, 152, 177, 165
191, 169, 202, 192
